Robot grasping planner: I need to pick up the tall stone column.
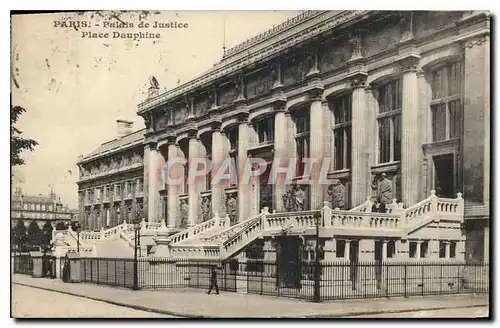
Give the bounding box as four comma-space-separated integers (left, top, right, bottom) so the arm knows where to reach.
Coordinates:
212, 125, 226, 217
456, 12, 490, 211
273, 103, 288, 212
399, 56, 420, 207
144, 140, 163, 223
237, 114, 250, 222
247, 123, 260, 217
187, 131, 199, 227
350, 74, 368, 207
309, 91, 325, 210
166, 137, 179, 229
364, 86, 377, 196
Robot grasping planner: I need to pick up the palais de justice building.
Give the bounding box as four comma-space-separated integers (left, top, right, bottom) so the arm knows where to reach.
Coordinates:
77, 11, 490, 263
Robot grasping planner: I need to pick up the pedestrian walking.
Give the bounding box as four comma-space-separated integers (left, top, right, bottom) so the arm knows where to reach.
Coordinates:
207, 266, 219, 295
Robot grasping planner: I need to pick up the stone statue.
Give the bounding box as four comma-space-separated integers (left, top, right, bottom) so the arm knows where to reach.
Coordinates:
200, 197, 211, 222
179, 199, 189, 228
378, 173, 393, 205
226, 194, 237, 225
149, 76, 159, 89
327, 179, 345, 209
295, 184, 305, 211
282, 185, 297, 212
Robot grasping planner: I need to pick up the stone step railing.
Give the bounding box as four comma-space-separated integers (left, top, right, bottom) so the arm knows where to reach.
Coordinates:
169, 244, 220, 259
201, 212, 264, 244
349, 196, 374, 212
166, 214, 229, 245
220, 208, 268, 259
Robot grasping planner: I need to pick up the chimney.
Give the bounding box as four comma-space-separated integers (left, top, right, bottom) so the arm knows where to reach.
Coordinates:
116, 119, 134, 138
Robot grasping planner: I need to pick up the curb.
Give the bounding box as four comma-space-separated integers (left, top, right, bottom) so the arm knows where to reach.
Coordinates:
13, 282, 488, 319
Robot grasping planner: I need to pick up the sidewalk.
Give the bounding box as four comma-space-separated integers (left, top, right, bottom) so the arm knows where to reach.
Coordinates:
12, 274, 489, 318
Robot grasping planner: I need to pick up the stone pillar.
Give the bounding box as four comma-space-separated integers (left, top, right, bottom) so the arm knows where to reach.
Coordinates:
445, 241, 450, 259
484, 224, 489, 263
456, 12, 490, 209
399, 56, 420, 207
345, 240, 351, 260
187, 133, 199, 227
237, 115, 250, 222
364, 86, 377, 196
144, 140, 163, 223
350, 74, 368, 206
166, 138, 179, 229
309, 94, 325, 210
273, 106, 288, 212
416, 241, 421, 259
212, 125, 226, 217
323, 238, 336, 261
381, 240, 387, 261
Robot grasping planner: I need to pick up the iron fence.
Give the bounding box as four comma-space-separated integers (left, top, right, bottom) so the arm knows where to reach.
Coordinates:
12, 254, 489, 302
13, 254, 32, 275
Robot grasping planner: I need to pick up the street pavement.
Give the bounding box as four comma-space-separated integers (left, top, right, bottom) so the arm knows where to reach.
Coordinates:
12, 285, 175, 318
346, 306, 489, 318
12, 274, 489, 318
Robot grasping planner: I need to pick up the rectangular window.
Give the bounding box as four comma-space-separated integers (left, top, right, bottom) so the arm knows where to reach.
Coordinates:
450, 241, 457, 258
439, 241, 446, 258
295, 109, 310, 177
420, 241, 428, 258
336, 240, 346, 258
377, 80, 402, 164
430, 61, 463, 142
409, 241, 417, 258
387, 240, 396, 258
331, 93, 352, 170
257, 117, 274, 144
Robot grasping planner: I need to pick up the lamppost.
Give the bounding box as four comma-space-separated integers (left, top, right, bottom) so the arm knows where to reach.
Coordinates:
313, 211, 321, 302
75, 222, 81, 253
132, 218, 141, 290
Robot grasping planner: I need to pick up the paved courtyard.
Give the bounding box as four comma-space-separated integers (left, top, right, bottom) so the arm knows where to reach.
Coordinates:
12, 285, 175, 318
12, 274, 489, 318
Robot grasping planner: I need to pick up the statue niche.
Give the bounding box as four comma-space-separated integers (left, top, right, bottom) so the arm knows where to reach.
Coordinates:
327, 179, 345, 209
226, 193, 238, 225
282, 184, 306, 212
179, 199, 188, 228
371, 172, 393, 205
200, 196, 211, 223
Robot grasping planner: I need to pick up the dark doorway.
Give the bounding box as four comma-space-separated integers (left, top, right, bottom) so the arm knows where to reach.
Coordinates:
349, 240, 359, 290
277, 236, 301, 288
433, 154, 455, 198
260, 162, 273, 212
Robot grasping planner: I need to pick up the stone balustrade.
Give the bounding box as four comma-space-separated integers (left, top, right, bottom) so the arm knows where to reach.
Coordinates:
169, 244, 220, 259
222, 214, 265, 258
202, 213, 262, 244
166, 214, 223, 245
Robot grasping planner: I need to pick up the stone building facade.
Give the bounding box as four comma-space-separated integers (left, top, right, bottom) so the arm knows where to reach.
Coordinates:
76, 120, 146, 230
76, 11, 489, 264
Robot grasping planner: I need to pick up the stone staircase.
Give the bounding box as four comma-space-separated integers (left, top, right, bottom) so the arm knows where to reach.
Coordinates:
158, 191, 464, 261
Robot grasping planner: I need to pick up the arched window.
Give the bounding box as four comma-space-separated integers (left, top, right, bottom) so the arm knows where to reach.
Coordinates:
329, 93, 352, 170
377, 79, 402, 164
430, 61, 463, 142
255, 116, 275, 145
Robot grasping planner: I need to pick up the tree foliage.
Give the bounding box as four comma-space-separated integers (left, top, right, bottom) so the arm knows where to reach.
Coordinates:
55, 221, 68, 230
13, 219, 27, 250
41, 220, 54, 252
11, 105, 38, 166
27, 220, 43, 249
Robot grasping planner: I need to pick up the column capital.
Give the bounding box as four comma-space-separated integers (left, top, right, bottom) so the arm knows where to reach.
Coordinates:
165, 133, 177, 145
306, 85, 324, 102
349, 72, 368, 89
236, 110, 249, 123
186, 125, 198, 139
399, 57, 420, 73
416, 70, 426, 78
271, 98, 287, 112
144, 139, 158, 149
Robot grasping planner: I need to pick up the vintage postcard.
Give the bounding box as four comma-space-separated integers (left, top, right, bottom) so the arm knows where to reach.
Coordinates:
10, 10, 490, 319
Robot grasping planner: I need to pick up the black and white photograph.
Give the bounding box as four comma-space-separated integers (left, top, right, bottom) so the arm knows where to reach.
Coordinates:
9, 9, 491, 319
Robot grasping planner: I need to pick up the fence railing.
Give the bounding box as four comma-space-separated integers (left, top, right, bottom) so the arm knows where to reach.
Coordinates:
67, 257, 489, 301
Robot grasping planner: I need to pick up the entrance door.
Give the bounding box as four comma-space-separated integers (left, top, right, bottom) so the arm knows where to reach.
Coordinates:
260, 163, 273, 212
433, 154, 455, 198
277, 236, 301, 288
349, 240, 359, 290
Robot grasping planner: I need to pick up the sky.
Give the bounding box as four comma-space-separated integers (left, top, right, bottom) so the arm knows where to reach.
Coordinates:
11, 10, 301, 209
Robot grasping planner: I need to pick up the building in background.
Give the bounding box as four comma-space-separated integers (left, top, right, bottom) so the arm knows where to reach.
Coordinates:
11, 188, 77, 228
76, 120, 146, 231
